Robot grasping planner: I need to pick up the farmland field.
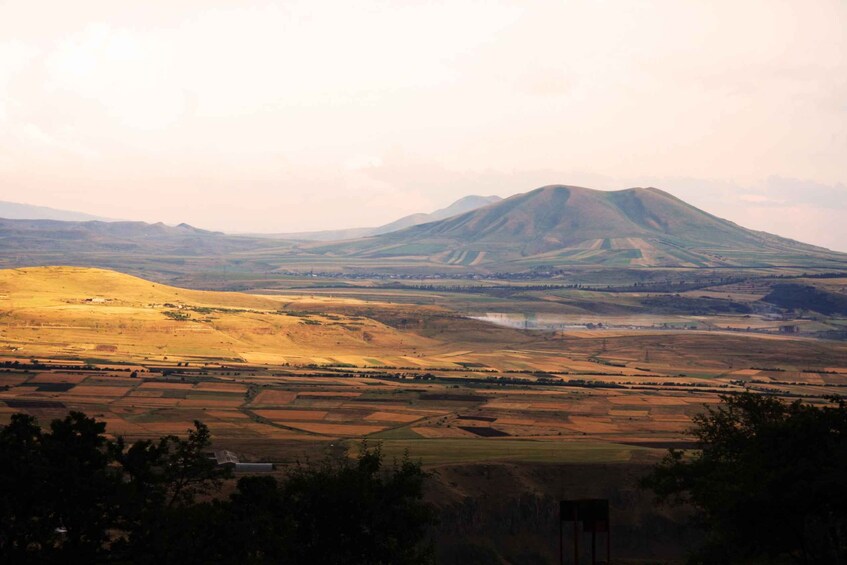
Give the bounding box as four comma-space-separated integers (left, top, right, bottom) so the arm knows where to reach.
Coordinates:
0, 266, 845, 563
2, 266, 847, 468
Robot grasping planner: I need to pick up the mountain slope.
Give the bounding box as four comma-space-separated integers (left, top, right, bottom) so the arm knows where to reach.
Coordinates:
0, 218, 274, 256
0, 266, 433, 363
262, 194, 502, 241
0, 201, 113, 222
371, 195, 503, 236
303, 185, 847, 269
0, 218, 295, 280
2, 186, 846, 276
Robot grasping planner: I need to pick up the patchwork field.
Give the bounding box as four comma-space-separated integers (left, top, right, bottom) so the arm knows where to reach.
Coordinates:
2, 266, 847, 467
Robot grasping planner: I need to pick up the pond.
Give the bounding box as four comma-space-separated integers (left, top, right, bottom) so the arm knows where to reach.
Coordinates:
469, 312, 602, 331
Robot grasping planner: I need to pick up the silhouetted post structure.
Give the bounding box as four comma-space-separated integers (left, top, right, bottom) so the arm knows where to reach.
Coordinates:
559, 499, 610, 564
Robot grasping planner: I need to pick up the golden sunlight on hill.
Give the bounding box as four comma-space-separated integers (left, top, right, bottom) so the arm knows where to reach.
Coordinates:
0, 267, 436, 364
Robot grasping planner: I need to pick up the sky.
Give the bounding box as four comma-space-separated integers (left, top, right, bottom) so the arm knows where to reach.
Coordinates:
0, 0, 845, 249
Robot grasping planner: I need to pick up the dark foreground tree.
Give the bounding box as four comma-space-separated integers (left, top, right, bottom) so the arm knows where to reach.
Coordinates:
124, 444, 434, 564
0, 412, 118, 561
0, 411, 228, 563
0, 411, 433, 564
276, 443, 434, 564
641, 393, 847, 564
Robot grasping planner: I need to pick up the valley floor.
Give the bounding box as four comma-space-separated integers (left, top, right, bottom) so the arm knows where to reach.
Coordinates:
3, 266, 847, 562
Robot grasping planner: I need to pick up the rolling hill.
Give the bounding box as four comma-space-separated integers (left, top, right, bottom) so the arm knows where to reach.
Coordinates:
0, 218, 292, 278
257, 194, 501, 241
302, 185, 847, 269
0, 266, 435, 364
0, 200, 114, 222
2, 186, 846, 277
0, 218, 266, 255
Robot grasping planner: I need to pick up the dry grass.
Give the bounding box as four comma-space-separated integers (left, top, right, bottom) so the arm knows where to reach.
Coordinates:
608, 409, 650, 417
138, 382, 194, 390
253, 409, 327, 421
194, 383, 247, 393
411, 427, 476, 438
29, 372, 89, 383
250, 390, 298, 405
66, 386, 130, 397
277, 422, 386, 436
0, 267, 437, 365
179, 398, 243, 408
364, 411, 423, 423
206, 410, 250, 420
3, 266, 847, 464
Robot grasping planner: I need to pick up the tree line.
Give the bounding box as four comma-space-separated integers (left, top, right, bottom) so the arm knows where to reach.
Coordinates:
0, 413, 433, 564
2, 391, 846, 563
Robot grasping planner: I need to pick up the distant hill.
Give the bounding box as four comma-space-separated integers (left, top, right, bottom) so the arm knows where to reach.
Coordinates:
2, 186, 846, 277
0, 266, 431, 363
0, 201, 113, 222
259, 194, 502, 241
302, 185, 847, 269
0, 218, 270, 255
371, 195, 503, 236
762, 284, 847, 316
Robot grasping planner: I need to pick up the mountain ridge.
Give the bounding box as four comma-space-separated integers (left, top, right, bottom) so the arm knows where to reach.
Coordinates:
1, 185, 845, 275
0, 201, 114, 223
301, 185, 844, 268
253, 194, 502, 241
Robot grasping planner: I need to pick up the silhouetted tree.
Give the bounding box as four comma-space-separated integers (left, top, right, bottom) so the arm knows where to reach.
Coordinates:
277, 443, 434, 564
0, 413, 434, 564
109, 420, 231, 562
0, 412, 118, 562
642, 392, 847, 563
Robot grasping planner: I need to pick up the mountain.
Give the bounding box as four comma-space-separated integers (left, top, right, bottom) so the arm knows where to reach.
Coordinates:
2, 186, 846, 277
302, 185, 847, 269
259, 194, 502, 241
0, 201, 114, 222
371, 195, 503, 236
0, 218, 265, 255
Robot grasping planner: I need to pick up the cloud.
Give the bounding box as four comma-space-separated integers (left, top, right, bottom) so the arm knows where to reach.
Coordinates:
0, 40, 39, 121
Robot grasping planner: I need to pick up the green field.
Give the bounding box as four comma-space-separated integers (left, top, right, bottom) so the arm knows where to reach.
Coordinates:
354, 438, 647, 465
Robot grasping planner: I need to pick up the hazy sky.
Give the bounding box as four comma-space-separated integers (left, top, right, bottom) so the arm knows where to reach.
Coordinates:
1, 0, 845, 249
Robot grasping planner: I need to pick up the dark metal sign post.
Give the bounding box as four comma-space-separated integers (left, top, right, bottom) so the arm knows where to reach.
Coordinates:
559, 499, 610, 564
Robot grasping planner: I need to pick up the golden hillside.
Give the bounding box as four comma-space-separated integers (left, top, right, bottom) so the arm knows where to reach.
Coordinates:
0, 266, 435, 364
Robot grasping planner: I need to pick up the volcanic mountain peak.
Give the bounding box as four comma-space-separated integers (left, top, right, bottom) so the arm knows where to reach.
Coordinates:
403, 184, 741, 243
306, 184, 844, 269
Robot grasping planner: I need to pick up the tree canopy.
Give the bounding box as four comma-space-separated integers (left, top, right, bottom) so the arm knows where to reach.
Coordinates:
0, 411, 433, 564
641, 392, 847, 564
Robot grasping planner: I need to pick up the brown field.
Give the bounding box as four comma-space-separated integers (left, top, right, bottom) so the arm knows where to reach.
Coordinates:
194, 383, 247, 393
494, 417, 537, 426
609, 409, 650, 417
364, 411, 425, 423
179, 398, 244, 408
66, 385, 131, 397
412, 426, 477, 438
253, 409, 328, 420
138, 382, 195, 390
206, 410, 250, 420
278, 422, 387, 436
128, 390, 164, 398
607, 395, 689, 406
298, 391, 362, 398
29, 372, 89, 383
112, 397, 182, 408
250, 390, 298, 405
2, 266, 847, 467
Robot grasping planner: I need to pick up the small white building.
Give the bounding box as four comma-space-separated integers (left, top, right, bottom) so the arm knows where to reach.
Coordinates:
209, 450, 274, 472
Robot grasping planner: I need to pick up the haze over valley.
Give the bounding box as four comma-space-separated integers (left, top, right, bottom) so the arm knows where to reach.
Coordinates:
1, 1, 846, 562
